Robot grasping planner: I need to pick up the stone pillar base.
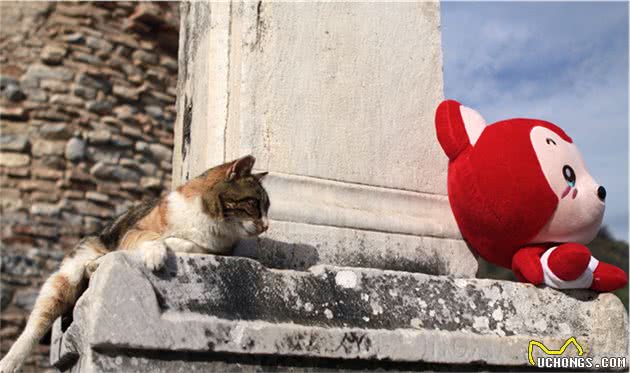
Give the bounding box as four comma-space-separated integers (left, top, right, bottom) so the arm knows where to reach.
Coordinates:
51, 253, 628, 372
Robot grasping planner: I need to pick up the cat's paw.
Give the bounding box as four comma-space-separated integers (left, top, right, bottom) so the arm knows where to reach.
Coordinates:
0, 356, 22, 373
139, 240, 168, 271
164, 237, 202, 253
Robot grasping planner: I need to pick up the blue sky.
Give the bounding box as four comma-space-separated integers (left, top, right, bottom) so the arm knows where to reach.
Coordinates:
441, 1, 629, 241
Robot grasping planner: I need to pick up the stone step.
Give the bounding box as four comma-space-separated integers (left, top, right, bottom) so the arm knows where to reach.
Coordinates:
51, 252, 628, 372
233, 220, 477, 277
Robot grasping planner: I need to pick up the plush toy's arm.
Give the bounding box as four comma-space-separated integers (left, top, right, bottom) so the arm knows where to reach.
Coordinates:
516, 243, 628, 291
511, 246, 546, 285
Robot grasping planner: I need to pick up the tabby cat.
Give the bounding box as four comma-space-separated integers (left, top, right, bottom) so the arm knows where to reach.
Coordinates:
0, 155, 270, 373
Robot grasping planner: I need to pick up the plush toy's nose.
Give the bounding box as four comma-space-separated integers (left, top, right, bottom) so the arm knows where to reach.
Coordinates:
597, 186, 607, 201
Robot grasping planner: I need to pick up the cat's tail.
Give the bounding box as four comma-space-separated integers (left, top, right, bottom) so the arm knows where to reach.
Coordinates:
0, 236, 108, 373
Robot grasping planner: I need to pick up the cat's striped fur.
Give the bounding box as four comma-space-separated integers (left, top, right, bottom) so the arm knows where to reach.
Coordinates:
0, 155, 269, 373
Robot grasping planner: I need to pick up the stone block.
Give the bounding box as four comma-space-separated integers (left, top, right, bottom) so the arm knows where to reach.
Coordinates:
0, 135, 29, 152
65, 138, 86, 161
50, 253, 628, 372
50, 94, 84, 107
40, 44, 67, 65
0, 107, 26, 120
233, 220, 475, 276
85, 36, 113, 53
38, 123, 73, 140
90, 162, 140, 182
62, 33, 85, 44
0, 153, 30, 167
41, 79, 70, 93
31, 139, 66, 157
4, 85, 25, 102
30, 203, 61, 216
23, 64, 74, 82
85, 100, 113, 114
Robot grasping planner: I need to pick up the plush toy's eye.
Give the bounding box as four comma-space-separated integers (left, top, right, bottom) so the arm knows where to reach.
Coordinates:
546, 138, 557, 145
562, 165, 576, 187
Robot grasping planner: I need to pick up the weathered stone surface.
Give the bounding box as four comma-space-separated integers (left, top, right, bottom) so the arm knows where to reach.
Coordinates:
41, 79, 69, 93
50, 93, 83, 107
71, 84, 96, 100
0, 286, 13, 311
131, 49, 159, 65
77, 72, 112, 93
0, 76, 19, 89
4, 85, 25, 102
23, 64, 74, 82
85, 147, 122, 164
73, 51, 102, 65
90, 162, 140, 182
147, 143, 172, 162
13, 289, 39, 311
38, 123, 73, 140
65, 137, 86, 161
0, 153, 30, 167
31, 191, 60, 203
85, 130, 111, 144
0, 188, 23, 211
112, 84, 139, 100
32, 109, 70, 122
85, 191, 109, 203
109, 134, 133, 148
234, 221, 476, 276
85, 100, 113, 114
41, 44, 67, 65
0, 107, 27, 120
0, 135, 29, 152
85, 36, 113, 53
30, 203, 61, 216
5, 167, 30, 178
51, 253, 628, 372
140, 176, 161, 189
32, 167, 63, 180
31, 139, 66, 157
0, 253, 42, 278
62, 32, 85, 44
145, 105, 162, 119
64, 199, 113, 219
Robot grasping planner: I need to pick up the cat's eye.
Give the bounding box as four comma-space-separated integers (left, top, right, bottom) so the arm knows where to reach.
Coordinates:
238, 198, 257, 207
563, 165, 576, 187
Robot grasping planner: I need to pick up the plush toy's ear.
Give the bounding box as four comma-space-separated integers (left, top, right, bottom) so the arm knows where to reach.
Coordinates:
435, 100, 487, 160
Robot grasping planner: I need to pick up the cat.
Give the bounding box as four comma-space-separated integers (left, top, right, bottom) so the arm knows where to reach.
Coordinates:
0, 155, 270, 373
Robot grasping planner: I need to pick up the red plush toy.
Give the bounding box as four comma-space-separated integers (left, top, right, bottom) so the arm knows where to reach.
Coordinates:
435, 99, 627, 292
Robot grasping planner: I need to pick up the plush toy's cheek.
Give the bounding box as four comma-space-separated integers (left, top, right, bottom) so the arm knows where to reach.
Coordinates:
529, 126, 604, 244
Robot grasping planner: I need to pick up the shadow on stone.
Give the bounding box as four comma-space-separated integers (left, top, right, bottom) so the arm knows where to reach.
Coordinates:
153, 251, 180, 281
233, 237, 320, 271
558, 289, 600, 303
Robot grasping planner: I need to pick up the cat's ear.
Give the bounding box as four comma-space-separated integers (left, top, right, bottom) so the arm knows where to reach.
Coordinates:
226, 155, 256, 181
253, 172, 268, 181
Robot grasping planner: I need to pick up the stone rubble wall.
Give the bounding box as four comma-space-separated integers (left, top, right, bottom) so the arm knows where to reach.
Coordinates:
0, 2, 178, 371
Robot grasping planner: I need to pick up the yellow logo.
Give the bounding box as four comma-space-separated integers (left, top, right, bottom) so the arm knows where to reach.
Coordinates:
528, 337, 584, 366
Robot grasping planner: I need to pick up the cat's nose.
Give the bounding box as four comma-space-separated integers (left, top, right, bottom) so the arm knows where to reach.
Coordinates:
597, 186, 606, 201
257, 218, 269, 233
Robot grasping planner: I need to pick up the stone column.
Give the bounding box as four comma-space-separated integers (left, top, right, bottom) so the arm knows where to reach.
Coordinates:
173, 1, 477, 277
